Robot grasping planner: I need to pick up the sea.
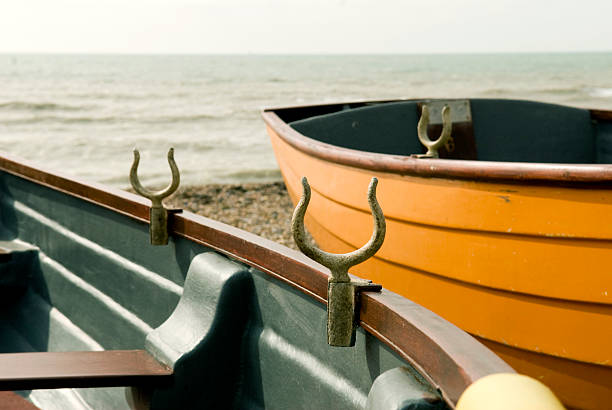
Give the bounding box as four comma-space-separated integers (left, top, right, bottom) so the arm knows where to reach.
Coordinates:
1, 53, 611, 189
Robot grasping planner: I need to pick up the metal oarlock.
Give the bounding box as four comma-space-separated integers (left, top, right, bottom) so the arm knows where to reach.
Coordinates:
415, 104, 453, 158
291, 176, 386, 347
130, 148, 181, 245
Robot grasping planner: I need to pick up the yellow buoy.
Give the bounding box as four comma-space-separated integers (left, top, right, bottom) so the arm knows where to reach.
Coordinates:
456, 373, 565, 410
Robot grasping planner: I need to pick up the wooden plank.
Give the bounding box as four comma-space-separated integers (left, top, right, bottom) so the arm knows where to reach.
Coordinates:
0, 350, 172, 391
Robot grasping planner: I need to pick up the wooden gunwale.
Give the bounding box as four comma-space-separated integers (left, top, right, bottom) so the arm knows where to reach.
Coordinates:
0, 151, 513, 408
262, 103, 612, 186
591, 109, 612, 121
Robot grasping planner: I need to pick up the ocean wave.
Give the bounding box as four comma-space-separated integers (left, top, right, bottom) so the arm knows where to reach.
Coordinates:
481, 88, 511, 95
2, 112, 234, 125
0, 101, 87, 111
588, 87, 612, 98
66, 92, 191, 101
3, 116, 119, 125
222, 169, 282, 181
145, 113, 230, 123
536, 86, 612, 98
483, 87, 582, 96
481, 85, 612, 99
537, 87, 581, 95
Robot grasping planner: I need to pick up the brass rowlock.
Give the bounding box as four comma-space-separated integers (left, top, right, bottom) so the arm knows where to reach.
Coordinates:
292, 177, 386, 347
130, 148, 180, 245
416, 104, 453, 158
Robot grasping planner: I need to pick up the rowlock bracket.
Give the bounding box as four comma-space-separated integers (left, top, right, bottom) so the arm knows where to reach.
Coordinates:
130, 148, 181, 246
413, 104, 453, 158
292, 177, 386, 347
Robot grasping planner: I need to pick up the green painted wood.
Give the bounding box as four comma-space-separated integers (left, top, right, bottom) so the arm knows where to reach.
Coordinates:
291, 101, 424, 156
366, 367, 445, 410
3, 197, 182, 329
36, 254, 151, 350
234, 266, 438, 409
0, 240, 37, 307
470, 99, 594, 163
0, 175, 190, 287
1, 290, 101, 353
0, 170, 448, 410
596, 121, 612, 163
145, 252, 251, 409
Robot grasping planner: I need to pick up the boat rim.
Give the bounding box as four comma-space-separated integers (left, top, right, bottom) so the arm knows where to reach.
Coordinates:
262, 99, 612, 186
0, 151, 513, 408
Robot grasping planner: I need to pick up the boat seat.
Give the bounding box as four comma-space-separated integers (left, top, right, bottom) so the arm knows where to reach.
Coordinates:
0, 350, 172, 391
0, 251, 251, 409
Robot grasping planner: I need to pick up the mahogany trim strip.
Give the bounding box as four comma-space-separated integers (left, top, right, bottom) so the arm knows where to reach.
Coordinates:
0, 350, 172, 391
591, 109, 612, 121
262, 105, 612, 186
0, 153, 150, 223
0, 152, 514, 407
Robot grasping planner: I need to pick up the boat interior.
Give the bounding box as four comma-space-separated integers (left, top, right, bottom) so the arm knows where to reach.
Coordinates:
0, 162, 464, 409
282, 99, 612, 164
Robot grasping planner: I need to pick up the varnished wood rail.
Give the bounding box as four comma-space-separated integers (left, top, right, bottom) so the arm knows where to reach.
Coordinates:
0, 350, 172, 391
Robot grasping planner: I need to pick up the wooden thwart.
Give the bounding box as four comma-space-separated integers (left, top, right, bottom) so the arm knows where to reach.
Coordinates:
0, 350, 172, 391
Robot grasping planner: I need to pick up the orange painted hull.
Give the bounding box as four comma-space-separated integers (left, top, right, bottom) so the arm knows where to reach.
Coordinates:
267, 124, 612, 409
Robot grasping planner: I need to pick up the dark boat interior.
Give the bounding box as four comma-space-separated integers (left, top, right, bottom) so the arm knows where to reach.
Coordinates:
281, 99, 612, 164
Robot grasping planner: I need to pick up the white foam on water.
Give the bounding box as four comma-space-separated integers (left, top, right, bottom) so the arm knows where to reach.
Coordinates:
589, 87, 612, 98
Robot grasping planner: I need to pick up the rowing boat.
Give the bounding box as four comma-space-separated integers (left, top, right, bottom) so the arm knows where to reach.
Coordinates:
0, 150, 537, 409
263, 98, 612, 409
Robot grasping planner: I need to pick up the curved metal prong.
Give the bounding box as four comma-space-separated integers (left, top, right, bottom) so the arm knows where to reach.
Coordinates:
130, 148, 180, 204
417, 105, 452, 158
291, 176, 386, 283
129, 148, 181, 246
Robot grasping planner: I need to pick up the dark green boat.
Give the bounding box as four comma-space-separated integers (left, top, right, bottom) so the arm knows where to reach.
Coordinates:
0, 151, 558, 409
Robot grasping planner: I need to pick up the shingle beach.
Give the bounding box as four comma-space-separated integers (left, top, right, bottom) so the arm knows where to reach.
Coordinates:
165, 182, 298, 249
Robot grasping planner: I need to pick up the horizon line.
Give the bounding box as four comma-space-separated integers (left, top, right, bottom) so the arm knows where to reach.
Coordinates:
1, 50, 612, 56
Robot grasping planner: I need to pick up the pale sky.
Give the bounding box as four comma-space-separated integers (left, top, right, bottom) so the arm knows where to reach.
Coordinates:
1, 0, 611, 54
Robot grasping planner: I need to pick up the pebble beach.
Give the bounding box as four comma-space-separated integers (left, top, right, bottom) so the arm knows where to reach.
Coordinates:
164, 182, 298, 249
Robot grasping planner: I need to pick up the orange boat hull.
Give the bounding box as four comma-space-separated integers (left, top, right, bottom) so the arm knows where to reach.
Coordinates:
268, 124, 612, 409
